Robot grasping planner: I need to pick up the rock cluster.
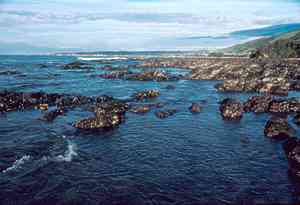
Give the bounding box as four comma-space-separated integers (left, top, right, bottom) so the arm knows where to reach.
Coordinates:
97, 70, 181, 81
283, 138, 300, 178
219, 98, 243, 120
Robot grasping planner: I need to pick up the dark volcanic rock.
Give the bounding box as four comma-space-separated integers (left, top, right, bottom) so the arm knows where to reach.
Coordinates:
97, 70, 131, 79
264, 117, 295, 140
41, 108, 66, 122
219, 98, 243, 120
189, 103, 201, 113
155, 109, 177, 119
243, 95, 273, 113
283, 138, 300, 178
133, 90, 160, 101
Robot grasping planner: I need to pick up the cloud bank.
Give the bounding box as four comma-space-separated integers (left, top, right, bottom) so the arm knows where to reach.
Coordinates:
1, 0, 300, 53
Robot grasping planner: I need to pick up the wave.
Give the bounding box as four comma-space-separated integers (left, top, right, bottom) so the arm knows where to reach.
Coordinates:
78, 57, 128, 61
2, 155, 31, 173
54, 140, 78, 162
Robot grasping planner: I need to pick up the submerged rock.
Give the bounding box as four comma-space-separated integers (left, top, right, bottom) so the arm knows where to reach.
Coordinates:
133, 90, 160, 101
219, 98, 243, 120
264, 117, 295, 140
189, 103, 201, 113
41, 108, 66, 122
155, 109, 177, 119
283, 138, 300, 178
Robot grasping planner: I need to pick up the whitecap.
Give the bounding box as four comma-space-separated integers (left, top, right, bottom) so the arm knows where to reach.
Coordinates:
78, 57, 128, 61
54, 140, 78, 162
2, 155, 31, 173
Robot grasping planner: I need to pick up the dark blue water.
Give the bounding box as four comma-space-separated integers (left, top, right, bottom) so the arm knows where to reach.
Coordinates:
0, 55, 300, 204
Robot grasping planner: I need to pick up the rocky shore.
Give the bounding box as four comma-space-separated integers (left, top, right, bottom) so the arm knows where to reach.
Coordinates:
135, 57, 300, 95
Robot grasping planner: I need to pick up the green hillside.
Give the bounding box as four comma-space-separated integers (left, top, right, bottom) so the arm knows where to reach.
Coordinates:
223, 30, 300, 58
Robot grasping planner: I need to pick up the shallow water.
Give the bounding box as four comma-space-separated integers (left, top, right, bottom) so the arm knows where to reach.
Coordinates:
1, 54, 300, 204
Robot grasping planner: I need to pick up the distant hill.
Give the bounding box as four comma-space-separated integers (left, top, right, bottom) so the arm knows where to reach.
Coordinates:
223, 29, 300, 58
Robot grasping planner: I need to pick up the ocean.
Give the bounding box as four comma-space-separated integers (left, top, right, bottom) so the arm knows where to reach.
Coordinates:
0, 54, 300, 204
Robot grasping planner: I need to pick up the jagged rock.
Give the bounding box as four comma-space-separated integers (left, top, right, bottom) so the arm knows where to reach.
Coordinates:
133, 90, 160, 101
189, 103, 201, 113
264, 117, 295, 140
219, 98, 243, 120
155, 109, 177, 119
243, 95, 273, 113
283, 138, 300, 178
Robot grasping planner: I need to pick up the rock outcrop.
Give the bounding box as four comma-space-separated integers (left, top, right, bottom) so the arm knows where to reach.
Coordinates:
264, 117, 295, 140
219, 98, 243, 120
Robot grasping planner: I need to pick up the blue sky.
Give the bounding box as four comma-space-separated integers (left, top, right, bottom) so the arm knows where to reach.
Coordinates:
1, 0, 300, 53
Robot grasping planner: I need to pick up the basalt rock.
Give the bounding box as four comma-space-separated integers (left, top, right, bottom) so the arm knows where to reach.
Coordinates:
155, 109, 177, 119
243, 95, 273, 113
133, 90, 160, 101
283, 138, 300, 178
189, 103, 201, 113
219, 98, 243, 120
264, 117, 295, 140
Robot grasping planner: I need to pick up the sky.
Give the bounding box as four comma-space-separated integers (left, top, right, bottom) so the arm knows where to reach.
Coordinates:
1, 0, 300, 53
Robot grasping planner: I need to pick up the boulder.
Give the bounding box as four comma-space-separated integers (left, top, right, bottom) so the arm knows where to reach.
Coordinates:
189, 103, 201, 113
264, 117, 295, 140
219, 98, 243, 120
